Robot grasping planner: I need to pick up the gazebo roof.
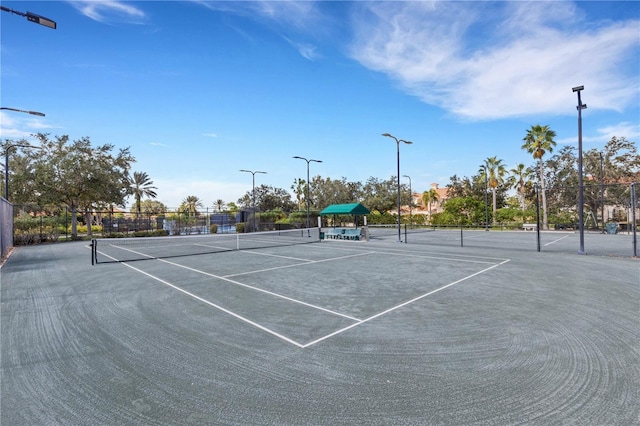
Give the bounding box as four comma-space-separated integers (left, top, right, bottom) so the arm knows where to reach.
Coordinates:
319, 203, 370, 216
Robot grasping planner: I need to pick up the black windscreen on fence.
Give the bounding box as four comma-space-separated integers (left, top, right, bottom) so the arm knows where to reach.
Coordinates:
0, 198, 13, 259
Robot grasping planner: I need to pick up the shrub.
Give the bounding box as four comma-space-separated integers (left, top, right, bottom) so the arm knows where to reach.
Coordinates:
236, 222, 246, 233
210, 224, 218, 234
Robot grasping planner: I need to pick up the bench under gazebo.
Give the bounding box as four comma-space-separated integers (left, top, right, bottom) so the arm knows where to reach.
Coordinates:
319, 203, 370, 240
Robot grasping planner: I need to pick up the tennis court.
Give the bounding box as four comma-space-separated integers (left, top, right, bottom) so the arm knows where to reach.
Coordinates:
1, 230, 638, 424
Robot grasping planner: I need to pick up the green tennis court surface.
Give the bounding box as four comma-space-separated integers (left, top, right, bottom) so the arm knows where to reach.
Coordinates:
2, 233, 638, 424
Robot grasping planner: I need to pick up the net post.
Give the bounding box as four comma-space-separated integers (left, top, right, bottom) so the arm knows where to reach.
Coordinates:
91, 239, 96, 265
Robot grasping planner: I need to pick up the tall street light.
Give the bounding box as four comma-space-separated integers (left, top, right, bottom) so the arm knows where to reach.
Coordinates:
382, 133, 413, 243
292, 156, 322, 230
1, 6, 57, 29
573, 85, 587, 255
239, 169, 266, 232
1, 107, 45, 116
4, 143, 42, 200
403, 175, 412, 229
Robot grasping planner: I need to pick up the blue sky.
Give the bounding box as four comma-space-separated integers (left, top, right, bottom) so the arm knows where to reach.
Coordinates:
1, 0, 638, 209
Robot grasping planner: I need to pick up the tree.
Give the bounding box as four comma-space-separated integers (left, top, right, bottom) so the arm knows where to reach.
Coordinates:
362, 176, 406, 214
435, 196, 485, 226
33, 134, 134, 238
583, 136, 640, 224
422, 188, 439, 219
507, 163, 533, 213
139, 200, 167, 215
129, 171, 157, 217
310, 176, 363, 208
214, 199, 225, 212
238, 184, 295, 213
522, 124, 557, 229
543, 145, 579, 222
179, 195, 203, 217
291, 178, 306, 210
480, 156, 507, 225
1, 139, 41, 207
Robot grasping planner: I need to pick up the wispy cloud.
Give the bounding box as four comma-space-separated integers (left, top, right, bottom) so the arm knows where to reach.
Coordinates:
284, 37, 319, 61
68, 0, 146, 24
150, 142, 168, 147
192, 0, 320, 31
202, 132, 218, 138
0, 112, 54, 140
192, 0, 326, 60
557, 121, 640, 145
349, 1, 640, 120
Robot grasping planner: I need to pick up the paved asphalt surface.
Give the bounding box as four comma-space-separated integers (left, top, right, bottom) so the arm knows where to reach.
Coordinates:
1, 235, 638, 425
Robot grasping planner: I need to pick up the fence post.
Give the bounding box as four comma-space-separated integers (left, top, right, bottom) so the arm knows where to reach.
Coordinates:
535, 182, 541, 252
632, 183, 637, 257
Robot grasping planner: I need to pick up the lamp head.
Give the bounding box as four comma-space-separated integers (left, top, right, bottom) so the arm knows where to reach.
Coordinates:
572, 85, 584, 92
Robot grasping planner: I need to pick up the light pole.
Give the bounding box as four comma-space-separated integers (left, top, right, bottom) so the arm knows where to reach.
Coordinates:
239, 169, 266, 232
382, 133, 413, 243
4, 143, 42, 200
403, 175, 412, 229
0, 107, 45, 116
293, 156, 322, 230
599, 151, 604, 233
480, 165, 489, 231
573, 85, 587, 254
1, 6, 57, 29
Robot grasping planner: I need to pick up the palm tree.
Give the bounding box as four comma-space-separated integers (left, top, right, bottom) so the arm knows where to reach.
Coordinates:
522, 124, 557, 229
480, 156, 507, 225
214, 199, 225, 212
180, 195, 203, 217
291, 178, 306, 211
508, 163, 533, 213
422, 188, 440, 222
129, 171, 157, 217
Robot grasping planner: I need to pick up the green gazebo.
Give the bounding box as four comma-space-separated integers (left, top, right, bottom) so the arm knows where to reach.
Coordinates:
320, 203, 370, 227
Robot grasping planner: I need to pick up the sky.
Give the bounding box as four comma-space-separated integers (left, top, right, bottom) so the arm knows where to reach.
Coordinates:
1, 0, 639, 209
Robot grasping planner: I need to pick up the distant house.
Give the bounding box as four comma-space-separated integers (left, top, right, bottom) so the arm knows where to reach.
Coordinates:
409, 183, 449, 217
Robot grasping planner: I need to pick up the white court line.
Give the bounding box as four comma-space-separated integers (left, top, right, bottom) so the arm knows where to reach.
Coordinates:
96, 247, 510, 349
224, 251, 375, 277
315, 241, 509, 262
371, 250, 498, 265
98, 253, 307, 348
155, 257, 361, 322
544, 234, 571, 246
301, 258, 511, 348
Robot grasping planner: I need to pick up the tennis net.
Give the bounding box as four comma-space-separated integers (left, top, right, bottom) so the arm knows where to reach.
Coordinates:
91, 228, 320, 264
